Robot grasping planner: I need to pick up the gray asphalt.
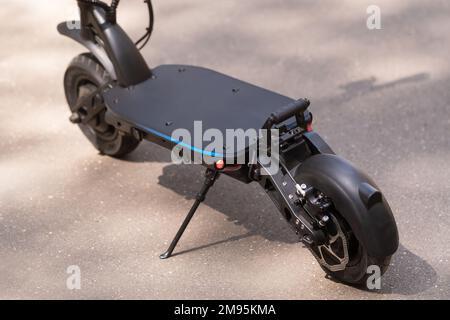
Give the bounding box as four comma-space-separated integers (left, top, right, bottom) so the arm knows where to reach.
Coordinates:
1, 0, 449, 299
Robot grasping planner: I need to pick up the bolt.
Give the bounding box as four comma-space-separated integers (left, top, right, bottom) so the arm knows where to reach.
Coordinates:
295, 219, 300, 225
282, 181, 287, 187
319, 215, 330, 227
296, 184, 307, 196
289, 194, 294, 200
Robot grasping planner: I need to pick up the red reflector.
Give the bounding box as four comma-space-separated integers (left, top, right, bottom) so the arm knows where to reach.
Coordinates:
215, 159, 225, 170
306, 122, 313, 132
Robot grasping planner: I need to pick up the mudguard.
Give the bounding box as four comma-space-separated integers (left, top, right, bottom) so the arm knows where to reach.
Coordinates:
58, 22, 118, 80
295, 154, 399, 258
57, 20, 151, 87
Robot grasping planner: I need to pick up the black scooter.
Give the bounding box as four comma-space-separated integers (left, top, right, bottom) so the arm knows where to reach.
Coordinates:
58, 0, 399, 285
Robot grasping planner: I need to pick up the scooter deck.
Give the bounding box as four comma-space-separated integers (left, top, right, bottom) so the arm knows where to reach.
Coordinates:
104, 65, 294, 156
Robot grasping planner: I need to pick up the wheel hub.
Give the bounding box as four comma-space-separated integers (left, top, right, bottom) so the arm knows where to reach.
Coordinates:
76, 83, 118, 142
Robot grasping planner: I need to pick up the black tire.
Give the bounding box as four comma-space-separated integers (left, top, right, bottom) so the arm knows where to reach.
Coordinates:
64, 53, 140, 157
295, 156, 392, 286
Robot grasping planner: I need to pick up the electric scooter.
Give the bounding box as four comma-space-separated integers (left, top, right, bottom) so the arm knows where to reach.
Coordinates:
58, 0, 399, 285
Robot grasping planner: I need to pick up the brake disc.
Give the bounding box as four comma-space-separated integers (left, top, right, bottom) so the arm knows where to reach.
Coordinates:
309, 214, 349, 272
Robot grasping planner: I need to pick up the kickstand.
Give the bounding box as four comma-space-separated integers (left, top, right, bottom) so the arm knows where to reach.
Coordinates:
160, 168, 220, 259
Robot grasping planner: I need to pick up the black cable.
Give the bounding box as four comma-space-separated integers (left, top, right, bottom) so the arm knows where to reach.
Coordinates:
95, 0, 153, 50
105, 0, 120, 23
134, 0, 154, 50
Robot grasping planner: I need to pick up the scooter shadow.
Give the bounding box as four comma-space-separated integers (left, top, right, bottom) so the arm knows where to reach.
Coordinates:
379, 244, 438, 295
155, 162, 299, 244
324, 244, 437, 296
119, 142, 296, 244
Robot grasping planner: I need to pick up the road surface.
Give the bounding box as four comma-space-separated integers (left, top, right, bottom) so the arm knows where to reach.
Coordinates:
0, 0, 449, 299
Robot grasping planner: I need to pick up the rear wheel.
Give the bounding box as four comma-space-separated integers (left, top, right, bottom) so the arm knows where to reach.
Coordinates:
295, 155, 393, 285
309, 210, 391, 285
64, 53, 140, 157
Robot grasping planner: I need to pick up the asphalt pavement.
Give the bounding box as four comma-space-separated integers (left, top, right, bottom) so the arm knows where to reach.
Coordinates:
0, 0, 449, 299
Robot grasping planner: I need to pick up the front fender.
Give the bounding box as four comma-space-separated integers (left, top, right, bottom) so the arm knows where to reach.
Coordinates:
295, 154, 399, 258
57, 22, 118, 80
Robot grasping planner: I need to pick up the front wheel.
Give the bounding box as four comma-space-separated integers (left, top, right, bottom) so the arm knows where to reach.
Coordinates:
295, 154, 398, 285
64, 53, 140, 157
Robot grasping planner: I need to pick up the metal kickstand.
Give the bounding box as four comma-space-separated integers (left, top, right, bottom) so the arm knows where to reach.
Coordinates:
159, 168, 220, 259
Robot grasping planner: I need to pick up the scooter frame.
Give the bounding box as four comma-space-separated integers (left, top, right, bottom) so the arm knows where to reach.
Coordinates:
58, 0, 398, 262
